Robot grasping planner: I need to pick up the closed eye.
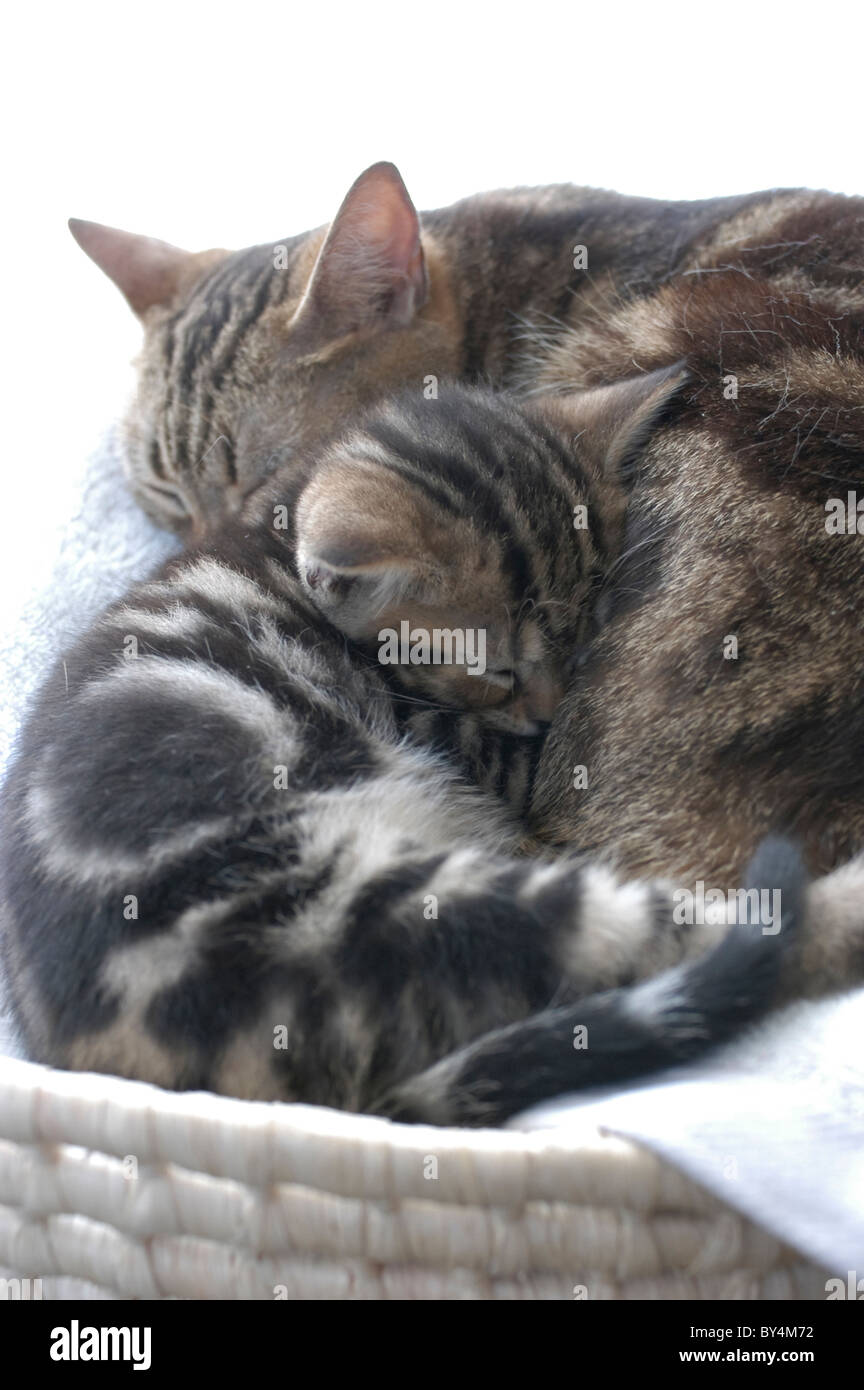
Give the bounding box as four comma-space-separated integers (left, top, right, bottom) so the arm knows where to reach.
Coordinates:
485, 669, 516, 688
146, 482, 190, 519
200, 434, 236, 486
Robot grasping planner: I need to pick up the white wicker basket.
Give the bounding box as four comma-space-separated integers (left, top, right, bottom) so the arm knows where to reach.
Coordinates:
0, 1055, 826, 1300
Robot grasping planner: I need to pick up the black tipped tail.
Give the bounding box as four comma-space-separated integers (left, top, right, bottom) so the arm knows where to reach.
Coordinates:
374, 836, 807, 1128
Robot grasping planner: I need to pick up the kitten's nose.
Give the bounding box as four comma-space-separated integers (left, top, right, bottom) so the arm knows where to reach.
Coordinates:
503, 680, 564, 735
520, 675, 566, 725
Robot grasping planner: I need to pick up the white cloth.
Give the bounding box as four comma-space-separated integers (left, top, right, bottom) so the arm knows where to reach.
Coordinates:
0, 425, 178, 777
0, 426, 177, 1059
516, 988, 864, 1277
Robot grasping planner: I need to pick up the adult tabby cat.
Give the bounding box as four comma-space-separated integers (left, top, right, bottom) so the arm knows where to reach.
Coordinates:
70, 161, 798, 536
525, 208, 864, 887
1, 379, 833, 1128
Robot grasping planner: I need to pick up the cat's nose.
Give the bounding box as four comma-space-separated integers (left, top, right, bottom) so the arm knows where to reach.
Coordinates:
520, 675, 566, 725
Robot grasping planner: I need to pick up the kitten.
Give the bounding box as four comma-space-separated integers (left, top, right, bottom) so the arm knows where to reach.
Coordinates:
0, 383, 824, 1127
70, 162, 789, 536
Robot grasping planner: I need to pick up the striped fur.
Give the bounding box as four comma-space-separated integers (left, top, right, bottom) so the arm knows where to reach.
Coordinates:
0, 387, 831, 1125
51, 172, 864, 1116
526, 199, 864, 884
71, 164, 789, 537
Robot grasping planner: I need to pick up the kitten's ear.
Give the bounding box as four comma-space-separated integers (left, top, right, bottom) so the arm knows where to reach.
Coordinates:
68, 219, 196, 316
542, 362, 691, 484
292, 162, 427, 341
295, 458, 443, 638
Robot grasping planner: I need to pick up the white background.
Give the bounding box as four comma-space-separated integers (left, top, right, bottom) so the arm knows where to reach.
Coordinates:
2, 0, 863, 571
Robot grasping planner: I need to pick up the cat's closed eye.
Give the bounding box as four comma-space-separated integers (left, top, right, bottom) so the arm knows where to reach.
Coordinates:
144, 482, 191, 525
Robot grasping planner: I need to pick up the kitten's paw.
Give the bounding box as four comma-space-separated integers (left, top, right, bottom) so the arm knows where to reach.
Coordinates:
368, 1059, 487, 1128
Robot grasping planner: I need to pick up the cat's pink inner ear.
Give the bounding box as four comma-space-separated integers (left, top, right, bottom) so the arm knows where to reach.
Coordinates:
68, 219, 194, 316
293, 161, 428, 337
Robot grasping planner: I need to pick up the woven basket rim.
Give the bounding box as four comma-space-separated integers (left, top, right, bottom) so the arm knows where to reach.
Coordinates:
0, 1056, 826, 1301
0, 1053, 711, 1210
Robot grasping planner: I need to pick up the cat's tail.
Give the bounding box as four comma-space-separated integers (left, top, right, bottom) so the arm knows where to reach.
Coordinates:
372, 836, 807, 1127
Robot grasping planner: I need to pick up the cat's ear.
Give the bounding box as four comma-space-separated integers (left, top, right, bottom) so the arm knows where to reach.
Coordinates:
541, 362, 691, 484
68, 219, 196, 316
291, 162, 427, 341
294, 458, 444, 638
